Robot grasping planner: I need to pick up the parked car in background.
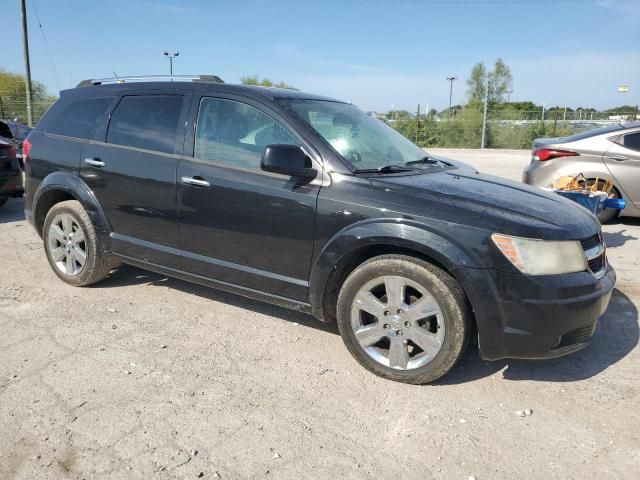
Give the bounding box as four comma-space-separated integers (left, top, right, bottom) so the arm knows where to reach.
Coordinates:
523, 122, 640, 223
0, 119, 32, 159
0, 138, 24, 208
23, 75, 614, 384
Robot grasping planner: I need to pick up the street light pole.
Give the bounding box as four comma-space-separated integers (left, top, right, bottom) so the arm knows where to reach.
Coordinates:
163, 51, 179, 76
20, 0, 33, 126
446, 76, 457, 118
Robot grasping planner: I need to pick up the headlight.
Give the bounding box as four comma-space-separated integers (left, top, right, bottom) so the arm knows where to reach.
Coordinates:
491, 233, 586, 275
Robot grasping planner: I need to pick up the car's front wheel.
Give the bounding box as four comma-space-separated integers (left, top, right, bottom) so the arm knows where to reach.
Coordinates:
336, 255, 470, 384
43, 200, 116, 286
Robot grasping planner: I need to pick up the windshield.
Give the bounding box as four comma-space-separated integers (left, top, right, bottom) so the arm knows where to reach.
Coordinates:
280, 100, 429, 171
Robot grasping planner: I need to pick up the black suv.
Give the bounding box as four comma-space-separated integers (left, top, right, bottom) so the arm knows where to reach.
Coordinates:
24, 75, 615, 384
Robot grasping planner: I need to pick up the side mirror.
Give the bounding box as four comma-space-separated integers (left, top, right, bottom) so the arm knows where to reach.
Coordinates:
261, 144, 317, 180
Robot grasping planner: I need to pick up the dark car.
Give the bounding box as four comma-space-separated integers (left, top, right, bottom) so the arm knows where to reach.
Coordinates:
23, 75, 615, 384
0, 118, 32, 158
0, 137, 23, 207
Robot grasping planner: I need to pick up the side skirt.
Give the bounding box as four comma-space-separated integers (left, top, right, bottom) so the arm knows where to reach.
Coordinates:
112, 253, 314, 315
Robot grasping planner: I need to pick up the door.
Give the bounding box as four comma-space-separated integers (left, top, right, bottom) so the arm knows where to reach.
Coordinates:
603, 131, 640, 208
81, 93, 190, 267
177, 95, 321, 301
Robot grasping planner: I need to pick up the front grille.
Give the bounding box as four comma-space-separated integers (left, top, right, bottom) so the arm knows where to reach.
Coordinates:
580, 233, 606, 278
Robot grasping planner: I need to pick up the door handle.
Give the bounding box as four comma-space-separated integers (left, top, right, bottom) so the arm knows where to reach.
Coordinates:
84, 158, 106, 167
607, 155, 629, 162
181, 176, 211, 187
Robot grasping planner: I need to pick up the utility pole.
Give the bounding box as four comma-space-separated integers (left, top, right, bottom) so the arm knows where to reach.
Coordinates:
481, 81, 489, 149
164, 51, 179, 76
20, 0, 34, 126
415, 104, 420, 144
446, 76, 457, 119
541, 102, 546, 122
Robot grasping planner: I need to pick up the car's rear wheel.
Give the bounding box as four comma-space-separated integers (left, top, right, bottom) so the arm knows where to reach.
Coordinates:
43, 200, 115, 286
583, 179, 621, 224
336, 255, 470, 384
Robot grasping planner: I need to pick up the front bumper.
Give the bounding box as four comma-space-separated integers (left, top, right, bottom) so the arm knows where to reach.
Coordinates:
458, 265, 616, 361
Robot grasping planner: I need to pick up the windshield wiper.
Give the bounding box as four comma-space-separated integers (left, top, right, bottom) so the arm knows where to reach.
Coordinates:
353, 164, 415, 174
405, 155, 449, 167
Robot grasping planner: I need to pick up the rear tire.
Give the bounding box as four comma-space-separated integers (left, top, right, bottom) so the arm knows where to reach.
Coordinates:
585, 180, 621, 224
336, 255, 470, 384
43, 200, 115, 286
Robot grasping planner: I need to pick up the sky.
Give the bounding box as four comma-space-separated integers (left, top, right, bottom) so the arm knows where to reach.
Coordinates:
4, 0, 640, 112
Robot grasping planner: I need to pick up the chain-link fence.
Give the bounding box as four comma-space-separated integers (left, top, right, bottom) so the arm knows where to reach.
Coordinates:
0, 96, 55, 125
388, 106, 640, 150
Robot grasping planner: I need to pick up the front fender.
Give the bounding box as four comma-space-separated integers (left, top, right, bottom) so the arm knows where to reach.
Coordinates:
32, 172, 112, 249
308, 218, 485, 320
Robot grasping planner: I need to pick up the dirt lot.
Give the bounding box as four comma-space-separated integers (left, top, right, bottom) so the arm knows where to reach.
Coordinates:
1, 150, 639, 479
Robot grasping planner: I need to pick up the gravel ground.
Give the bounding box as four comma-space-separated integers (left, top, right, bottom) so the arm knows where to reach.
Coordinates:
1, 149, 639, 479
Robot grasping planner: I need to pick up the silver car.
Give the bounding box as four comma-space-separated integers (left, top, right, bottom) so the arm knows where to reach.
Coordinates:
523, 121, 640, 222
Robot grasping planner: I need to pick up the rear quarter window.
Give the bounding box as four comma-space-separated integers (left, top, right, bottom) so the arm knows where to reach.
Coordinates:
46, 97, 113, 140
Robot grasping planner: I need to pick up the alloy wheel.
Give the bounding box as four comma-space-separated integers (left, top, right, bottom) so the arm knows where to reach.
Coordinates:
47, 213, 87, 276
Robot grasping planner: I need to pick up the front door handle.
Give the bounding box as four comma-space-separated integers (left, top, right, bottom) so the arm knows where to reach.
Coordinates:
607, 155, 629, 162
84, 158, 106, 168
181, 176, 211, 187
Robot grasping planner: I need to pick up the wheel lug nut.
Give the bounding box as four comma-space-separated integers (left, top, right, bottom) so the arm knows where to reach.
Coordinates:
397, 309, 403, 315
404, 321, 411, 328
384, 311, 390, 317
395, 330, 402, 336
383, 323, 390, 329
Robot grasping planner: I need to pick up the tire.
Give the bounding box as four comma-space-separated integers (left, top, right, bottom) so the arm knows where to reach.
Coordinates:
43, 200, 116, 286
0, 197, 7, 208
336, 255, 470, 384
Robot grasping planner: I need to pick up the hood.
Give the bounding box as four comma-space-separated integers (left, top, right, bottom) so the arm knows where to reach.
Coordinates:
369, 169, 599, 240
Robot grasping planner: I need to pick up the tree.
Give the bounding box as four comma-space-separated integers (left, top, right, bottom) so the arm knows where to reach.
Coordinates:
0, 69, 56, 122
465, 59, 513, 105
240, 75, 294, 89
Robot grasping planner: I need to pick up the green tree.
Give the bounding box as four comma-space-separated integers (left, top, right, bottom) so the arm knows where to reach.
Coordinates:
465, 59, 513, 105
0, 69, 56, 123
240, 75, 294, 89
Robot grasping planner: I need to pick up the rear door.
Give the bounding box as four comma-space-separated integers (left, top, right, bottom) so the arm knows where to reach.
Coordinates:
176, 94, 321, 301
81, 91, 191, 268
603, 130, 640, 208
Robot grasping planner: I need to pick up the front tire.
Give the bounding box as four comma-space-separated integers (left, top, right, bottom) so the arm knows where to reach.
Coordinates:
43, 200, 115, 286
336, 255, 470, 384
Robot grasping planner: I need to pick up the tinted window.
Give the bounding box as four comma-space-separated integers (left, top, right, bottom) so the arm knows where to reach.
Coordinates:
561, 124, 623, 142
47, 97, 113, 139
107, 95, 183, 154
194, 97, 298, 169
622, 132, 640, 152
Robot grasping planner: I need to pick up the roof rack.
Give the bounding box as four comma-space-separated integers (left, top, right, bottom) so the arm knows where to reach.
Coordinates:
76, 74, 224, 87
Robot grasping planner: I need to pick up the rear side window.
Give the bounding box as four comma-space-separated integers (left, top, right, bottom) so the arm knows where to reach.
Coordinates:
107, 95, 183, 154
47, 97, 113, 139
621, 132, 640, 152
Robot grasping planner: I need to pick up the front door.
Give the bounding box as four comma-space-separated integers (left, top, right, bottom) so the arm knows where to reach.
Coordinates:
177, 95, 321, 301
81, 92, 190, 267
603, 130, 640, 208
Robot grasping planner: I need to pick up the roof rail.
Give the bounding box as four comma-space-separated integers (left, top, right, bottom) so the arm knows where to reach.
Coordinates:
76, 74, 224, 87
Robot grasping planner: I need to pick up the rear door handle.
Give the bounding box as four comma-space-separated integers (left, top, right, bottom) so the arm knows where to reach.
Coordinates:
607, 155, 629, 162
181, 176, 211, 187
84, 158, 106, 168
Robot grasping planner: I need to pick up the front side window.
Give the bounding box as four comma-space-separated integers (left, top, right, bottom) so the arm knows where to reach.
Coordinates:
280, 100, 428, 171
194, 97, 298, 169
47, 97, 113, 140
107, 95, 183, 154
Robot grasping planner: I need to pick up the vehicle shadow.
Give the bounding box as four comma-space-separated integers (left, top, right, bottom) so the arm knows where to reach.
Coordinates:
96, 264, 337, 335
604, 229, 637, 248
0, 198, 26, 224
98, 266, 638, 384
438, 288, 639, 385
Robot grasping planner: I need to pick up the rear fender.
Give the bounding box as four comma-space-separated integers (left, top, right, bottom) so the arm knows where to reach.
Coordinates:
32, 171, 112, 249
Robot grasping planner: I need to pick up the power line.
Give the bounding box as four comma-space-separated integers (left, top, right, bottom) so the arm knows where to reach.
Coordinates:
30, 0, 61, 91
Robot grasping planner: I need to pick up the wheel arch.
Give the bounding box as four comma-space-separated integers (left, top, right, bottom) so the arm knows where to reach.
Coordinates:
309, 220, 480, 325
33, 172, 112, 250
